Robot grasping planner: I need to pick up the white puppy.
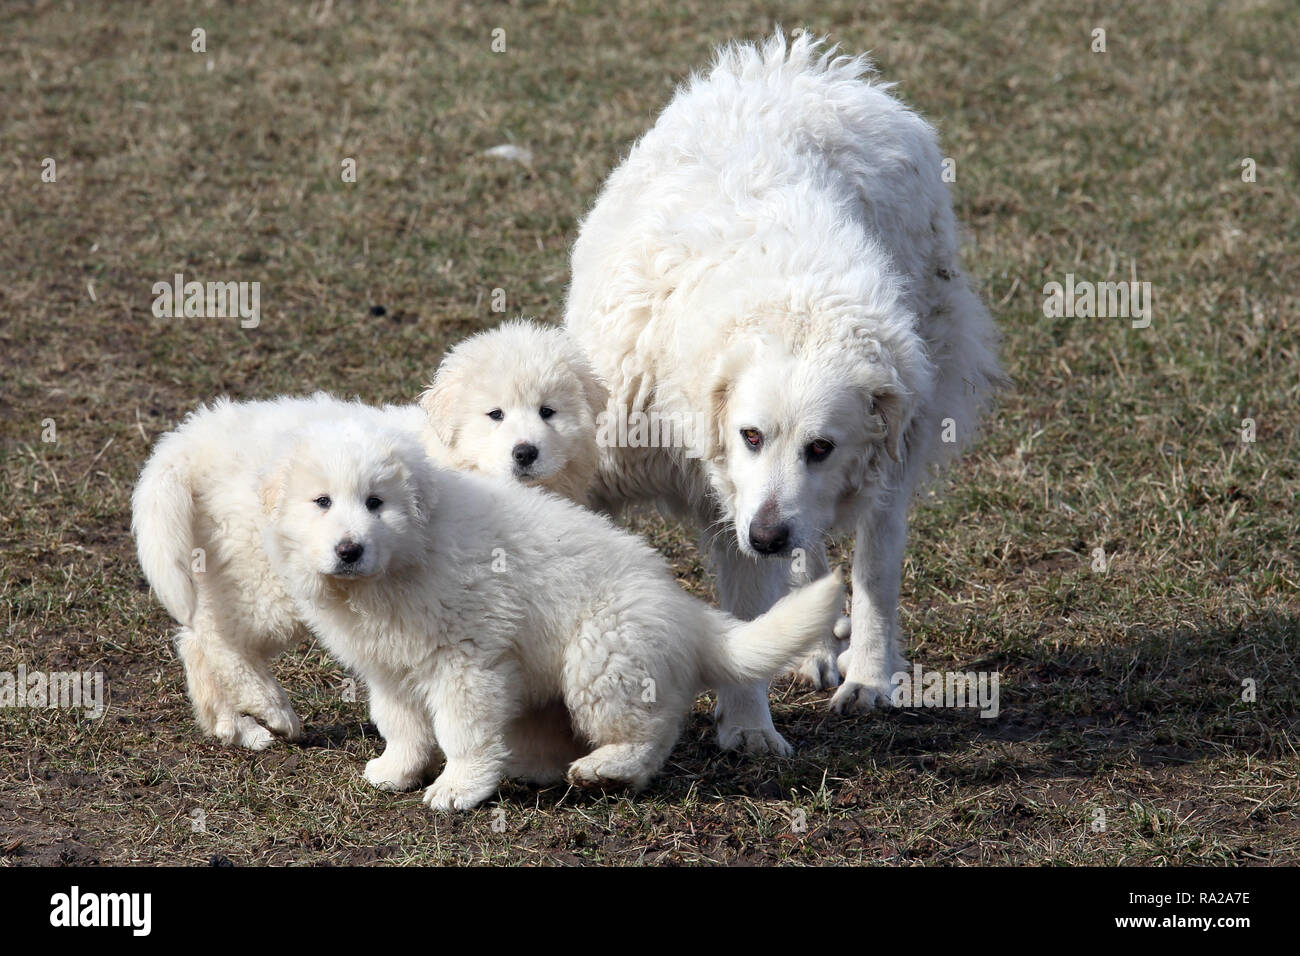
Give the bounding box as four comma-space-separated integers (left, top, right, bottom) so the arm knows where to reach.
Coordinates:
565, 32, 1004, 754
133, 394, 428, 748
421, 319, 607, 505
134, 322, 604, 749
261, 424, 843, 810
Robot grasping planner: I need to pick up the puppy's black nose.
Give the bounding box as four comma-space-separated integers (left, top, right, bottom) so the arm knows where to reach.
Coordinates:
748, 520, 791, 555
335, 541, 364, 564
513, 442, 539, 467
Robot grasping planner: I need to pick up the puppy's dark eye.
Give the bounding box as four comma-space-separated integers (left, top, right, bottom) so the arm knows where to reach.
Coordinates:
314, 496, 332, 510
740, 428, 763, 450
539, 406, 555, 420
365, 496, 383, 512
806, 439, 835, 463
487, 409, 504, 421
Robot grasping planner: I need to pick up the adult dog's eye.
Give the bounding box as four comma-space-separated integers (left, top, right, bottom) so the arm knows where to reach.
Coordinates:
365, 496, 383, 512
740, 428, 763, 450
314, 496, 332, 510
806, 439, 835, 463
539, 406, 555, 420
487, 409, 504, 421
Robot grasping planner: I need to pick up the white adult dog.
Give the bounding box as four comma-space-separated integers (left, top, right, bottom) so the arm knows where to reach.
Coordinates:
565, 32, 1003, 754
133, 321, 603, 748
261, 423, 843, 810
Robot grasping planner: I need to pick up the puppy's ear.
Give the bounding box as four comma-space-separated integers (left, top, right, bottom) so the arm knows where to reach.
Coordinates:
259, 462, 288, 517
395, 447, 439, 525
418, 365, 459, 449
569, 349, 609, 421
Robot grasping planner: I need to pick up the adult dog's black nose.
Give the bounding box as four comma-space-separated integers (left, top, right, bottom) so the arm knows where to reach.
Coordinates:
748, 520, 791, 555
335, 540, 364, 565
513, 442, 539, 467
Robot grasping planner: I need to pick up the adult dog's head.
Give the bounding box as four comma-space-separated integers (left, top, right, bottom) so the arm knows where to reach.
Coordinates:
705, 318, 934, 559
420, 319, 608, 503
261, 424, 436, 587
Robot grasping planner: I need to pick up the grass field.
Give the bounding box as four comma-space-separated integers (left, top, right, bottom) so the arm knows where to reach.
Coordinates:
1, 0, 1297, 865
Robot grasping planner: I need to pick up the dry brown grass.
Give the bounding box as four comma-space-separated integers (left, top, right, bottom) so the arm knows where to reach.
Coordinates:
1, 0, 1297, 865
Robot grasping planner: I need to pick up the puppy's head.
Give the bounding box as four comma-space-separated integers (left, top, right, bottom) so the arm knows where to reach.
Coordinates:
706, 319, 932, 558
261, 423, 436, 585
419, 319, 607, 500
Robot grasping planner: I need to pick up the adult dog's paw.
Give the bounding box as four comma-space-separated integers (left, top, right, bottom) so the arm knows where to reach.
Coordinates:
364, 755, 424, 792
422, 773, 494, 812
828, 680, 895, 714
717, 724, 793, 757
830, 650, 901, 714
788, 644, 843, 690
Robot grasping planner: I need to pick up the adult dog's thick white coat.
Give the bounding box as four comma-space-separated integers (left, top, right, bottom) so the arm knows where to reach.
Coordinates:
565, 33, 1003, 753
263, 426, 843, 810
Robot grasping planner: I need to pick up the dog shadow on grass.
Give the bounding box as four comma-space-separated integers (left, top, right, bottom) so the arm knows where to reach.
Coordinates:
284, 609, 1296, 811
743, 609, 1300, 797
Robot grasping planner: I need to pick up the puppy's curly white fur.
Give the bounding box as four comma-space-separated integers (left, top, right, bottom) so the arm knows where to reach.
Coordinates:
262, 424, 844, 810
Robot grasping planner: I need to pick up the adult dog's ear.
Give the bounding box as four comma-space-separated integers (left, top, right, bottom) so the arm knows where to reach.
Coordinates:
871, 388, 907, 463
707, 375, 731, 462
705, 342, 752, 461
418, 365, 460, 449
847, 323, 929, 465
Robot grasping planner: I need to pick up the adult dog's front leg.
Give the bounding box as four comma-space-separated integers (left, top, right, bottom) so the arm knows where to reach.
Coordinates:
786, 540, 845, 689
709, 535, 794, 755
831, 501, 908, 714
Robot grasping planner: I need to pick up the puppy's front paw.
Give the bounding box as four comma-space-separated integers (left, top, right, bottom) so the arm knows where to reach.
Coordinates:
215, 713, 276, 751
364, 755, 424, 792
422, 773, 495, 812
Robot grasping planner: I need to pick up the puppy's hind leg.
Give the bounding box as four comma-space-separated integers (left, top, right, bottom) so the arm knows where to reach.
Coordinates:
176, 627, 277, 749
566, 738, 675, 792
176, 622, 301, 749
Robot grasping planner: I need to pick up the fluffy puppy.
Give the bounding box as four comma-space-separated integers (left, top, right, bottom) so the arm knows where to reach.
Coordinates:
134, 323, 605, 749
132, 394, 432, 749
262, 424, 843, 810
421, 319, 607, 505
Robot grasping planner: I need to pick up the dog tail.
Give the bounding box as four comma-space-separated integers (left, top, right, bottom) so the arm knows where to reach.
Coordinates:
700, 572, 844, 686
132, 435, 198, 625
